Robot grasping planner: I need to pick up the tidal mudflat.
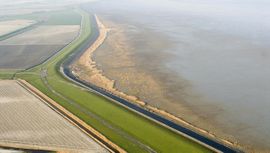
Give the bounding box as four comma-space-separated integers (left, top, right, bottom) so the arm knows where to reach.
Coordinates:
83, 0, 270, 152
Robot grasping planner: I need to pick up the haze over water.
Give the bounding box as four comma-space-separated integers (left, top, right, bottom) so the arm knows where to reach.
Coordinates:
85, 0, 270, 151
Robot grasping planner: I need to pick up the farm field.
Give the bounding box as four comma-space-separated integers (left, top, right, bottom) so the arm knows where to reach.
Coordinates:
2, 10, 82, 26
0, 25, 80, 45
0, 148, 23, 153
0, 0, 96, 17
0, 80, 108, 153
0, 11, 81, 70
0, 148, 52, 153
13, 9, 212, 153
0, 20, 36, 37
0, 45, 63, 69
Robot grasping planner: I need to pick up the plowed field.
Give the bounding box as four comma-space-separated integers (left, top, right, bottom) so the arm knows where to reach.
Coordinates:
0, 80, 107, 152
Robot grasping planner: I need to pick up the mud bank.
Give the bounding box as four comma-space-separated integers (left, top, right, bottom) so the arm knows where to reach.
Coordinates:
71, 15, 238, 151
80, 0, 270, 151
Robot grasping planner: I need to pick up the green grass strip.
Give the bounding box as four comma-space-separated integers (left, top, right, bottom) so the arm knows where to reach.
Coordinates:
15, 9, 212, 153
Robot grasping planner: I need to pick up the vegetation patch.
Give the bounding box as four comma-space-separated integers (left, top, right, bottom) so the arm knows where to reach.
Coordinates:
11, 9, 211, 153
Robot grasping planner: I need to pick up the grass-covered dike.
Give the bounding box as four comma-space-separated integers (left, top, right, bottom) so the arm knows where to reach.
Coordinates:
7, 9, 212, 153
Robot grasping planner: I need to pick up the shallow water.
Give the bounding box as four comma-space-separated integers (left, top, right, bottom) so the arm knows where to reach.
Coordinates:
84, 0, 270, 151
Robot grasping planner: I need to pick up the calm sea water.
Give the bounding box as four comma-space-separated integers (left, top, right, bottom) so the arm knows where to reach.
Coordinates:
85, 0, 270, 151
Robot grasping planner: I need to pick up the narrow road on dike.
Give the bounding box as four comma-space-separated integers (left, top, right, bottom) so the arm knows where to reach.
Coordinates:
61, 14, 239, 153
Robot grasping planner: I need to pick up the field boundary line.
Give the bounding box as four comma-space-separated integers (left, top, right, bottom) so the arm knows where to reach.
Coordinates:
0, 140, 90, 152
0, 21, 41, 41
0, 143, 55, 152
17, 79, 126, 153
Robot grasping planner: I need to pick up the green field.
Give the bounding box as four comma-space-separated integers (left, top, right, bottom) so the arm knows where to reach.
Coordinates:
4, 9, 211, 153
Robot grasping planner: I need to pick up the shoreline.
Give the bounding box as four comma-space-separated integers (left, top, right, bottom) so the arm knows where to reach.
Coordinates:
18, 79, 123, 153
71, 15, 239, 150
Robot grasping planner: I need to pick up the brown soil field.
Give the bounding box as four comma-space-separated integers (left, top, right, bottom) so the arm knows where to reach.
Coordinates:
0, 80, 108, 153
0, 25, 80, 69
0, 20, 36, 36
0, 26, 80, 45
0, 45, 63, 69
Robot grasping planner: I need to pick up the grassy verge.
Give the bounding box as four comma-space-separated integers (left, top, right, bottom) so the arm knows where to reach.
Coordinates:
0, 70, 20, 79
13, 9, 211, 153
